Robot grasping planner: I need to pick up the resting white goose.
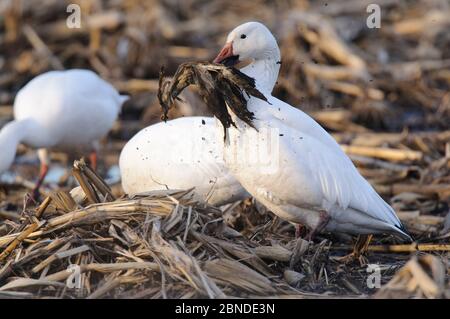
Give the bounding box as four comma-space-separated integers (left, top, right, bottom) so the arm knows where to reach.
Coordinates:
212, 22, 411, 241
119, 116, 249, 206
0, 69, 128, 197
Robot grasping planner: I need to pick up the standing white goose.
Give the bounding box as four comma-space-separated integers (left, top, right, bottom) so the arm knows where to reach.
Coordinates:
212, 22, 411, 241
119, 116, 249, 206
0, 69, 128, 197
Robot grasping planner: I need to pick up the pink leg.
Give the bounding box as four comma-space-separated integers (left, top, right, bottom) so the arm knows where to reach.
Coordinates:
306, 210, 330, 241
295, 224, 307, 238
89, 150, 98, 171
32, 163, 49, 201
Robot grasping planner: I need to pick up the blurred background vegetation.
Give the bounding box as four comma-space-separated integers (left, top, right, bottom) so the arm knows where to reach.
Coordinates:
1, 0, 449, 135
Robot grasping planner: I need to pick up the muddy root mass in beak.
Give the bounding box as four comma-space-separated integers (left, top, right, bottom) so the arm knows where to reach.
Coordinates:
158, 62, 270, 140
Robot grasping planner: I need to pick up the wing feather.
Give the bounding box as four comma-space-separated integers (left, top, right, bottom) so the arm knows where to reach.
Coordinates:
302, 132, 402, 228
265, 99, 402, 228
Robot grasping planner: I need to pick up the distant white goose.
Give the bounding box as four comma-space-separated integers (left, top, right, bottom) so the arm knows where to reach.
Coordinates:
0, 69, 128, 197
119, 116, 249, 206
212, 22, 411, 241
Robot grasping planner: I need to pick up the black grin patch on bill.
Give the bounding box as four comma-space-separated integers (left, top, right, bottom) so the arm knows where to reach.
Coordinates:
220, 55, 240, 67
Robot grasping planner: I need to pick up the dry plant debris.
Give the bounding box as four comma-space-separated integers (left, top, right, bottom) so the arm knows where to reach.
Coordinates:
0, 162, 448, 298
374, 254, 448, 299
158, 62, 269, 139
0, 0, 449, 299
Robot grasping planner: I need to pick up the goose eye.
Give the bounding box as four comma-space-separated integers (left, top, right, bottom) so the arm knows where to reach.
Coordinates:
240, 34, 247, 39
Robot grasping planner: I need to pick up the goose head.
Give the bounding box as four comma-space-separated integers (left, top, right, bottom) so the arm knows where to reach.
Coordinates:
214, 22, 281, 92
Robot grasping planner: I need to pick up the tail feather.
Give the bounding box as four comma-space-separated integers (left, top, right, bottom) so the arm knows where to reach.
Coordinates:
393, 224, 414, 243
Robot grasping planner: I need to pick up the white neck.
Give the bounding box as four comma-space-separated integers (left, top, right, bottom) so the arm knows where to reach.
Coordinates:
221, 53, 281, 142
240, 52, 281, 94
0, 119, 31, 174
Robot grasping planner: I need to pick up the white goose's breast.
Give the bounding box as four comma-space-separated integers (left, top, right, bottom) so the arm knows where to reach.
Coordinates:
222, 120, 323, 208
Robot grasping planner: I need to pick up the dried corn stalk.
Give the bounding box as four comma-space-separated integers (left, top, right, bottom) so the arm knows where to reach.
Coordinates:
374, 254, 447, 299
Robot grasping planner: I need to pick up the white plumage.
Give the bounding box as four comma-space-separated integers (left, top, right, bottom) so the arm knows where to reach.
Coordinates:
119, 116, 249, 206
13, 69, 126, 147
213, 22, 411, 240
0, 69, 128, 184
